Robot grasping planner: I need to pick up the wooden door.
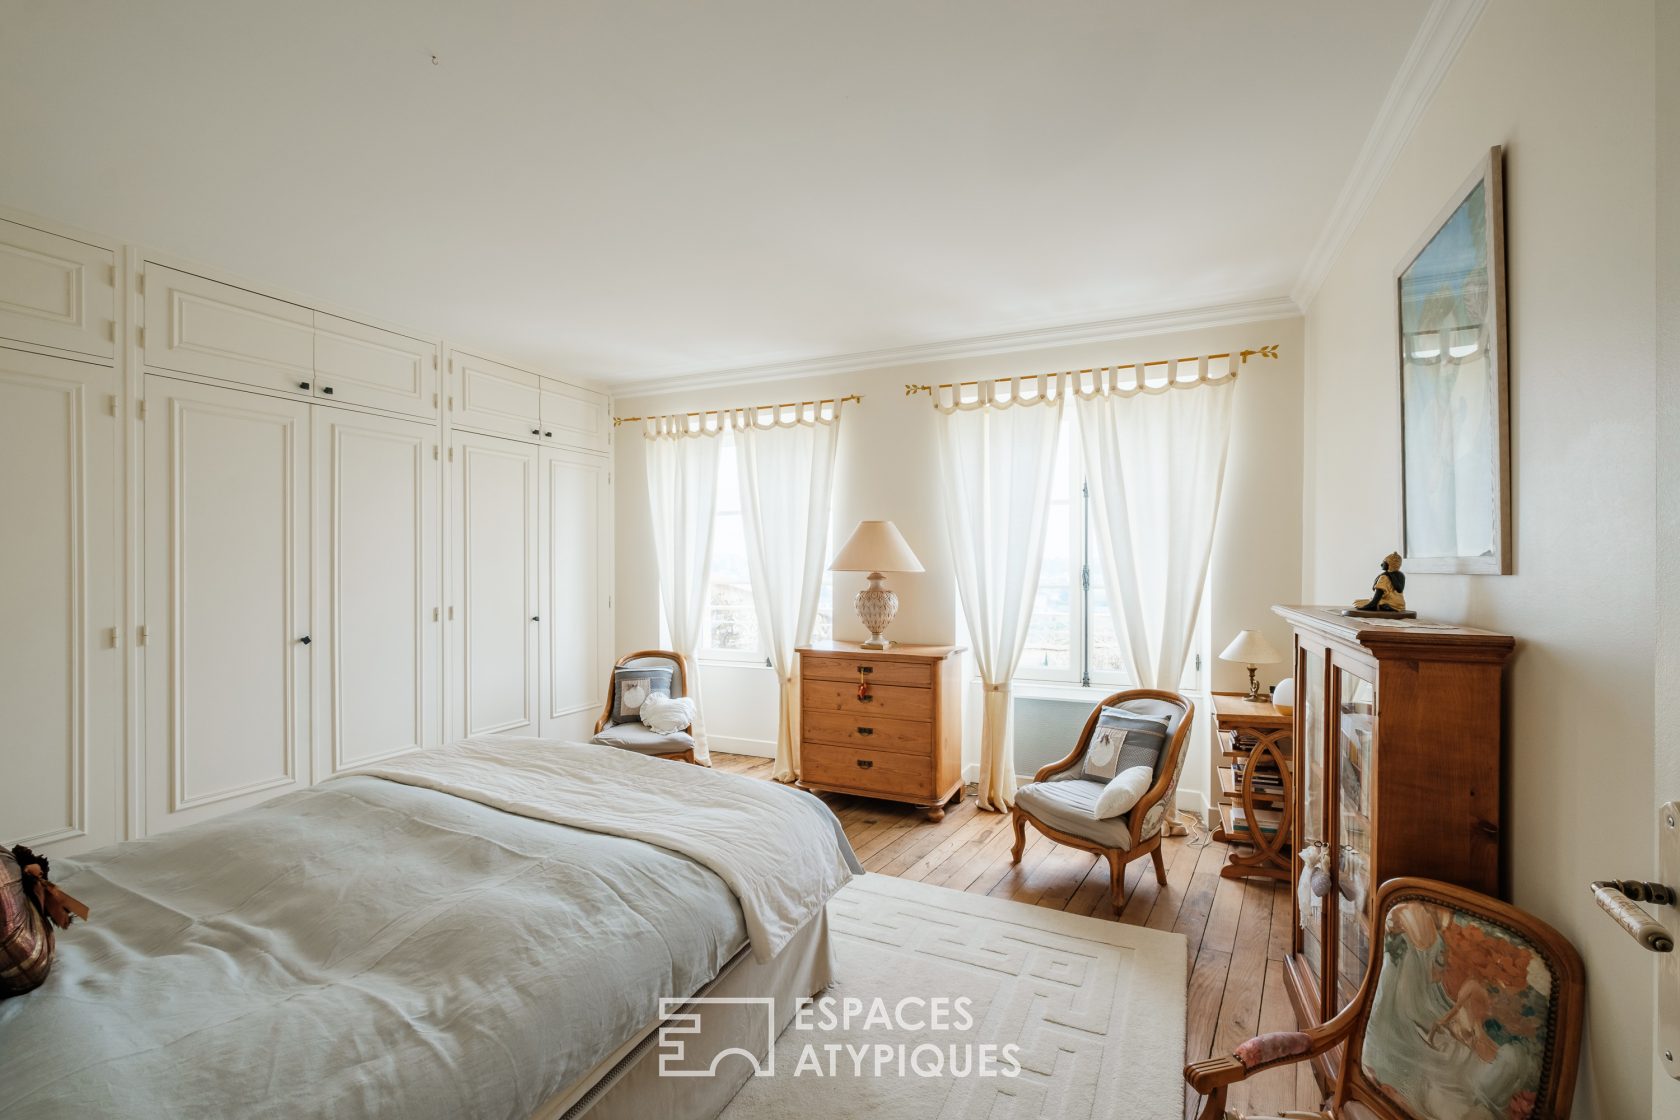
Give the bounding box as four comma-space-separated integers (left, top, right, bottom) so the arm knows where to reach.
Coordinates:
450, 350, 542, 443
539, 447, 611, 739
0, 219, 116, 359
141, 264, 315, 398
538, 377, 610, 453
312, 313, 438, 421
0, 347, 121, 854
143, 375, 311, 833
312, 408, 442, 779
450, 430, 540, 739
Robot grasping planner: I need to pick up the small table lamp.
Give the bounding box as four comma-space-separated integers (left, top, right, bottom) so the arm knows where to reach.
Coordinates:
1219, 629, 1282, 703
830, 520, 924, 649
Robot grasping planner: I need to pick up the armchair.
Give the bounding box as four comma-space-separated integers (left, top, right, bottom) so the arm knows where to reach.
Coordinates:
1009, 689, 1194, 914
591, 650, 700, 764
1185, 877, 1585, 1120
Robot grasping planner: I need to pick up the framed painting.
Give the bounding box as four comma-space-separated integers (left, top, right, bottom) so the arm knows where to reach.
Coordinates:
1395, 145, 1510, 574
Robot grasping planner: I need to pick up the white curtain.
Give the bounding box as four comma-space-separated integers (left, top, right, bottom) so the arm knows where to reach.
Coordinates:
644, 418, 724, 763
733, 406, 844, 783
934, 376, 1065, 811
1073, 361, 1237, 691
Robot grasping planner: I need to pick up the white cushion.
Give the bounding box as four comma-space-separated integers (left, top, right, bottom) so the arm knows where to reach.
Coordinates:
1093, 765, 1154, 819
639, 692, 696, 735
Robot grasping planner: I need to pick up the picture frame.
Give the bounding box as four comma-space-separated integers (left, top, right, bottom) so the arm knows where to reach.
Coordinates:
1395, 145, 1511, 575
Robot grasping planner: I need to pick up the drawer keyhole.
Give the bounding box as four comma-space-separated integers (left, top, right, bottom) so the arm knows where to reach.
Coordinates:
856, 727, 874, 736
856, 759, 873, 770
858, 666, 873, 674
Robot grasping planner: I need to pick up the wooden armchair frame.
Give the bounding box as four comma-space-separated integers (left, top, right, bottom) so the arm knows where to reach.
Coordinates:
1185, 877, 1586, 1120
593, 649, 699, 764
1009, 688, 1195, 914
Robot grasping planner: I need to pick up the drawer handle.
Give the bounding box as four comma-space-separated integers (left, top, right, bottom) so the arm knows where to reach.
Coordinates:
856, 759, 873, 770
856, 727, 874, 736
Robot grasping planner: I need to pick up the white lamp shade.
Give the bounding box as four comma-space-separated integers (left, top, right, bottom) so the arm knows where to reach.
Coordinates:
1219, 629, 1282, 666
830, 520, 924, 574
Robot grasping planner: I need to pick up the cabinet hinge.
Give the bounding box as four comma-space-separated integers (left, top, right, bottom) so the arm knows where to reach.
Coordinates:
432, 392, 439, 408
432, 444, 439, 460
106, 393, 118, 417
447, 606, 455, 621
432, 352, 438, 370
136, 326, 145, 349
136, 400, 147, 420
607, 595, 613, 609
448, 446, 454, 462
107, 626, 121, 649
108, 264, 118, 286
136, 625, 148, 646
134, 270, 144, 295
432, 607, 440, 622
447, 395, 454, 411
107, 320, 117, 343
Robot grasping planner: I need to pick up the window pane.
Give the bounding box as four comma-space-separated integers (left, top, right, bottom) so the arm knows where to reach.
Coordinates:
812, 576, 834, 644
1088, 577, 1127, 675
1021, 502, 1072, 672
703, 439, 760, 654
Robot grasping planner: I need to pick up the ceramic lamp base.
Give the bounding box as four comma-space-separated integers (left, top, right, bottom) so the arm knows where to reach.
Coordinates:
854, 573, 899, 649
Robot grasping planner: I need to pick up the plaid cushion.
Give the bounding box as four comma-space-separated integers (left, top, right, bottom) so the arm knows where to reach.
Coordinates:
1082, 709, 1171, 781
609, 667, 675, 724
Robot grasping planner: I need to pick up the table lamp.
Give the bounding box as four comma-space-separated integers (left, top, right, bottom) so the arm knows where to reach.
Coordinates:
830, 520, 924, 649
1219, 629, 1282, 703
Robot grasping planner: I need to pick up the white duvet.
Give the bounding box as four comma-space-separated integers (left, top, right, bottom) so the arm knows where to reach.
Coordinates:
358, 737, 856, 961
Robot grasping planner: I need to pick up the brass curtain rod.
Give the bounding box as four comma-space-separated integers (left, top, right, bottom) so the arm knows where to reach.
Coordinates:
613, 392, 863, 427
903, 344, 1279, 397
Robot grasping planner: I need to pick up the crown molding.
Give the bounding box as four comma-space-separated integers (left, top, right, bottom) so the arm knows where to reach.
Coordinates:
1290, 0, 1489, 310
607, 292, 1300, 397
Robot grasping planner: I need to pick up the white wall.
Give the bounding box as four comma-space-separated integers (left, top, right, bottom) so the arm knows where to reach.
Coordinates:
613, 315, 1304, 806
1302, 2, 1657, 1114
1655, 0, 1680, 1112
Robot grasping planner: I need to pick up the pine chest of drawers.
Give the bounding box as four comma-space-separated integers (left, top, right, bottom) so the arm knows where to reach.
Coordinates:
795, 642, 964, 821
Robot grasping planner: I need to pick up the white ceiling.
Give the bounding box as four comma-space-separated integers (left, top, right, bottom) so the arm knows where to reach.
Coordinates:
0, 1, 1430, 387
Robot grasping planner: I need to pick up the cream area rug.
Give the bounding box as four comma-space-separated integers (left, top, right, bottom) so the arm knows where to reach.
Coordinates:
721, 874, 1188, 1120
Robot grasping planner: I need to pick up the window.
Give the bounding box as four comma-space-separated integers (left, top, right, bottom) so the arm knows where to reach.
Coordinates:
699, 430, 834, 661
1016, 412, 1200, 690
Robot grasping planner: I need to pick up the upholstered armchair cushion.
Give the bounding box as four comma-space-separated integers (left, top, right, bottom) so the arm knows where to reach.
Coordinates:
1357, 898, 1561, 1120
592, 722, 695, 755
1012, 779, 1137, 849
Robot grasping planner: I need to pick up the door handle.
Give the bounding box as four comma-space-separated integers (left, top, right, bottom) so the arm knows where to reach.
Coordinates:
321, 386, 333, 395
543, 431, 553, 438
299, 635, 312, 645
531, 615, 540, 622
1590, 879, 1675, 952
531, 428, 541, 435
298, 381, 311, 391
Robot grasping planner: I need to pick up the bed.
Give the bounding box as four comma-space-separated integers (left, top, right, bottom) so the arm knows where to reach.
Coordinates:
0, 739, 858, 1120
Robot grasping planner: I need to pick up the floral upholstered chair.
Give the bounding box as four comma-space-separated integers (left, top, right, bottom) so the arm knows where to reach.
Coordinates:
1185, 877, 1585, 1120
1009, 689, 1194, 914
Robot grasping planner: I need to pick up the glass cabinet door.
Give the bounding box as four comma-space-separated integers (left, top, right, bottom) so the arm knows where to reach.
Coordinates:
1297, 647, 1326, 991
1333, 667, 1376, 1013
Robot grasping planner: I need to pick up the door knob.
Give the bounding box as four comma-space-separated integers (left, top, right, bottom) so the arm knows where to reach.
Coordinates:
544, 431, 553, 438
1590, 879, 1675, 952
531, 615, 540, 622
299, 635, 312, 645
298, 381, 311, 391
531, 428, 541, 435
321, 386, 334, 395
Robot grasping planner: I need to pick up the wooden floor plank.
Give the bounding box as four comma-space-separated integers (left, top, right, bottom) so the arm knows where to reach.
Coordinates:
713, 754, 1317, 1115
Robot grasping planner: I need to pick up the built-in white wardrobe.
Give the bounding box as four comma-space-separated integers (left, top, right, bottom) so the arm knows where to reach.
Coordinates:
0, 211, 613, 851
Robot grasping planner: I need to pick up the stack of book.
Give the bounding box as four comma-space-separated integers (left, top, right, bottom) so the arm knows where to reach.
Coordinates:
1231, 755, 1286, 799
1226, 805, 1283, 838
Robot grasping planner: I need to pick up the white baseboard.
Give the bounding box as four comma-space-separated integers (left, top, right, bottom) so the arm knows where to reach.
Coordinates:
709, 735, 775, 759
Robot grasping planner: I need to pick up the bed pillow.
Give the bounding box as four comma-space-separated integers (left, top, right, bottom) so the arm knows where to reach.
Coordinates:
639, 692, 696, 735
1093, 765, 1155, 820
610, 667, 674, 724
1081, 709, 1171, 781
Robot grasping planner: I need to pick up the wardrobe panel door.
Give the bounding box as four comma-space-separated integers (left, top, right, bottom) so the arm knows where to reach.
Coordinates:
451, 351, 541, 442
452, 432, 539, 738
538, 378, 609, 453
142, 264, 315, 397
313, 409, 441, 779
0, 349, 120, 854
0, 220, 116, 359
313, 313, 438, 420
144, 375, 310, 833
540, 448, 611, 739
